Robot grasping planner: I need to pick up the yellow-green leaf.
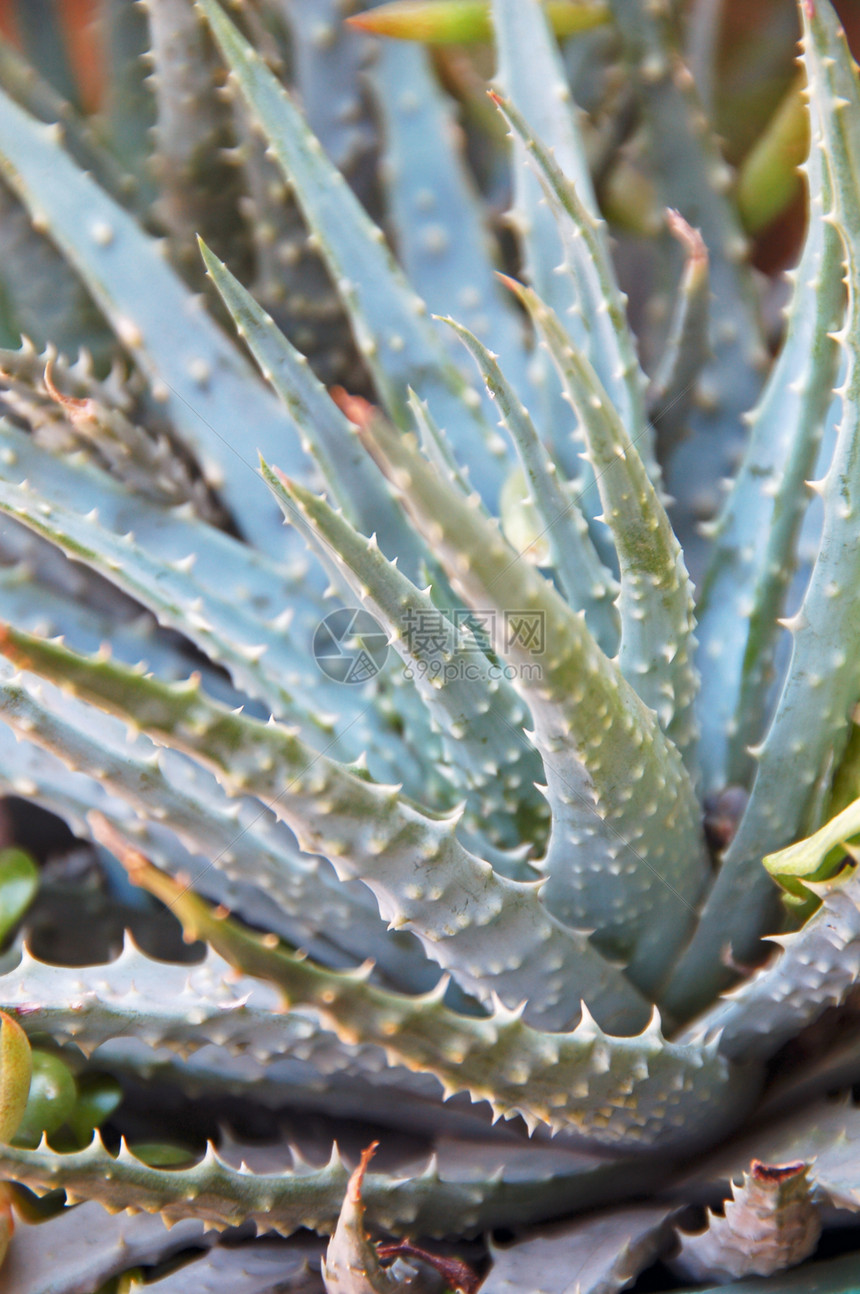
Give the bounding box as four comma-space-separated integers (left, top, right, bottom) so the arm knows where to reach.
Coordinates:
0, 850, 38, 947
12, 1051, 77, 1149
0, 1012, 31, 1144
347, 0, 607, 43
764, 796, 860, 900
67, 1074, 123, 1148
737, 73, 809, 235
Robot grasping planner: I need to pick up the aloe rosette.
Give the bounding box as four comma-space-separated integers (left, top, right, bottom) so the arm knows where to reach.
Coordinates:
0, 1, 857, 1290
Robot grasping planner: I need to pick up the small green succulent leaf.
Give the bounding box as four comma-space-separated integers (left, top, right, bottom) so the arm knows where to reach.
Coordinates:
0, 84, 302, 551
67, 1074, 124, 1148
0, 850, 38, 947
738, 73, 809, 235
12, 1050, 78, 1149
0, 1009, 32, 1143
671, 1162, 820, 1286
129, 1142, 197, 1168
196, 0, 505, 505
510, 281, 699, 762
349, 1, 608, 43
440, 314, 620, 653
764, 795, 860, 896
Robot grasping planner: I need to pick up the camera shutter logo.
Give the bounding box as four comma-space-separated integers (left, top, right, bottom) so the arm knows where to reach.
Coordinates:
313, 608, 389, 684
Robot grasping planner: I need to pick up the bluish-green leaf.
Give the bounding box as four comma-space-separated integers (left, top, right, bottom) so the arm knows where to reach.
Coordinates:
356, 413, 709, 996
663, 0, 860, 1019
197, 0, 505, 504
0, 624, 649, 1035
0, 83, 305, 551
605, 0, 766, 575
695, 77, 843, 792
372, 41, 533, 406
199, 239, 425, 576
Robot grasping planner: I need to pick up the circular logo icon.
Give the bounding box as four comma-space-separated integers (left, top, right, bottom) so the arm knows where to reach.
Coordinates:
312, 608, 389, 684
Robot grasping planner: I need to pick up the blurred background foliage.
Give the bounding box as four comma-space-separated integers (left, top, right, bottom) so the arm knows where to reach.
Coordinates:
1, 0, 859, 278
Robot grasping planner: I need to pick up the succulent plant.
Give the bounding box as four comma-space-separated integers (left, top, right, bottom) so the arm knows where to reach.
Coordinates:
0, 0, 860, 1289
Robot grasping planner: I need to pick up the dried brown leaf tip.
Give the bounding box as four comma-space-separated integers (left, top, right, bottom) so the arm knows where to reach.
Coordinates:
377, 1242, 481, 1294
43, 357, 98, 428
323, 1143, 478, 1293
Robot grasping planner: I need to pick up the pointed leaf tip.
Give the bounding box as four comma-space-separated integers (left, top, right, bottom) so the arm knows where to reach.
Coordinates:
323, 1141, 388, 1293
665, 209, 708, 264
329, 387, 378, 430
494, 271, 525, 295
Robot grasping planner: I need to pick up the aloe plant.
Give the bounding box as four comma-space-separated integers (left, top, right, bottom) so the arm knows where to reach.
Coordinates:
0, 0, 859, 1290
